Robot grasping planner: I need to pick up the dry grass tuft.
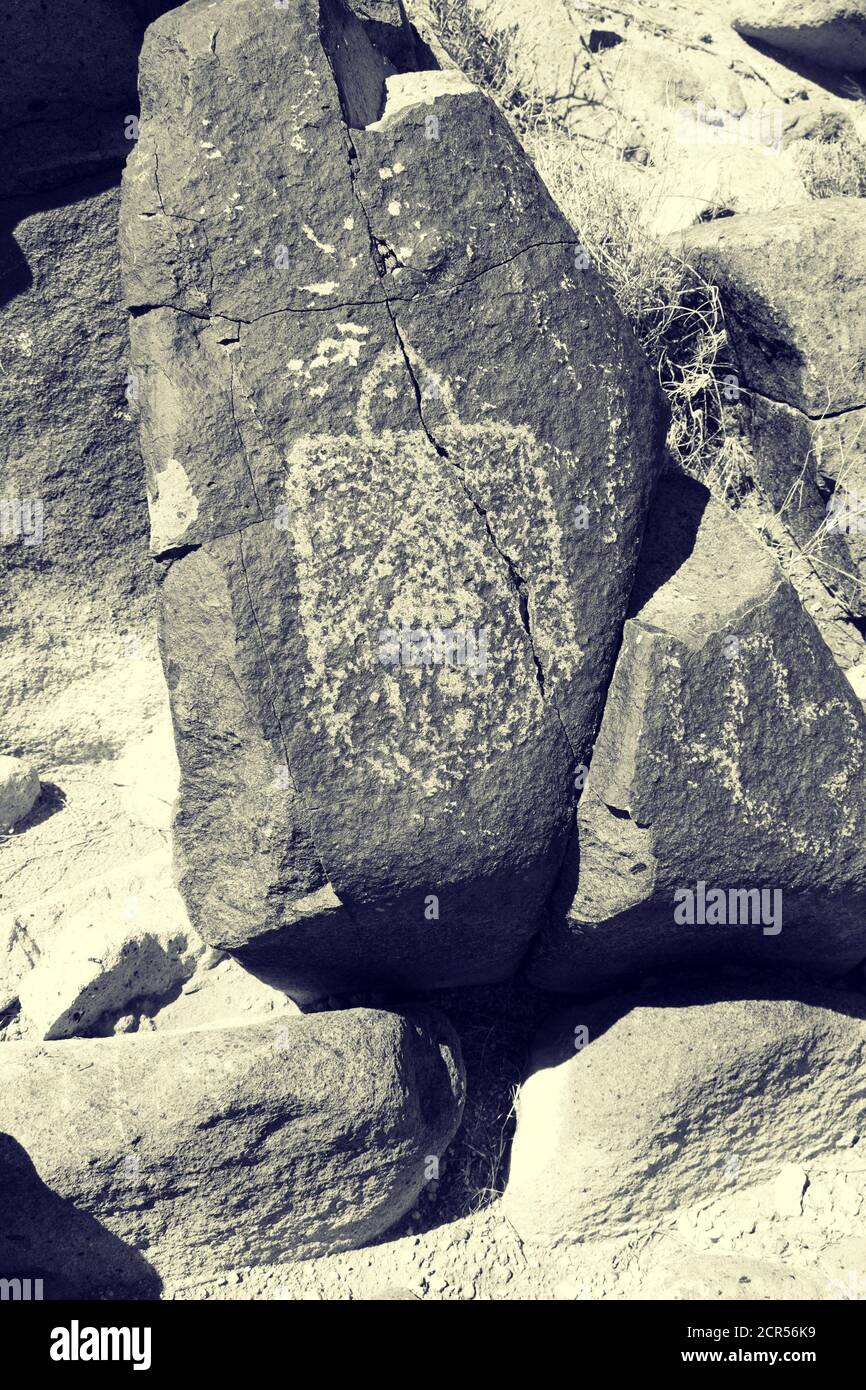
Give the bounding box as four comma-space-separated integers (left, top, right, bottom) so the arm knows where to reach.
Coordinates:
523, 115, 746, 496
429, 0, 751, 502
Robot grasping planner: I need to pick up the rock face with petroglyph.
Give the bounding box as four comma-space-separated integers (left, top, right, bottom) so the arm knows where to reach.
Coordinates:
0, 1008, 464, 1293
680, 201, 866, 616
529, 472, 866, 994
121, 0, 666, 998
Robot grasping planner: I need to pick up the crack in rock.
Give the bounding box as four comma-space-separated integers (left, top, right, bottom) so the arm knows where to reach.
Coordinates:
318, 6, 575, 739
224, 331, 265, 521
235, 532, 334, 895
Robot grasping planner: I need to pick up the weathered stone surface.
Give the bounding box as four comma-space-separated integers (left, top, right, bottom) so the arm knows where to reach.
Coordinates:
0, 0, 184, 603
2, 849, 171, 1017
123, 0, 666, 997
6, 841, 297, 1041
0, 756, 40, 832
0, 1008, 464, 1294
504, 988, 866, 1244
680, 201, 866, 611
747, 393, 866, 609
16, 893, 201, 1041
0, 3, 182, 771
1, 184, 150, 611
530, 472, 866, 994
682, 201, 866, 415
440, 0, 865, 235
733, 1, 866, 71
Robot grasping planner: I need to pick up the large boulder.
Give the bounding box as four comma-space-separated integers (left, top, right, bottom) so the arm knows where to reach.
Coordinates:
122, 0, 666, 999
732, 2, 866, 71
530, 471, 866, 994
682, 201, 866, 414
0, 1008, 464, 1294
680, 201, 866, 614
504, 987, 866, 1244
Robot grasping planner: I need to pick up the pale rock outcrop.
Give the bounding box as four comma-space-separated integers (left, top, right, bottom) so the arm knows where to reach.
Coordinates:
681, 200, 866, 615
2, 853, 174, 1016
0, 756, 40, 832
122, 0, 666, 999
733, 1, 866, 71
16, 892, 201, 1040
442, 0, 866, 234
504, 988, 866, 1244
0, 1008, 464, 1294
530, 472, 866, 993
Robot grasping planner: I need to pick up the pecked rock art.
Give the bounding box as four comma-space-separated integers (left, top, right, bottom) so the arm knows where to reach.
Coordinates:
530, 472, 866, 995
121, 0, 666, 999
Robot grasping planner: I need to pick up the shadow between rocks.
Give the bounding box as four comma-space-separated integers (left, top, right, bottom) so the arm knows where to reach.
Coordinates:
0, 167, 126, 315
362, 981, 559, 1242
627, 467, 709, 620
0, 1134, 162, 1300
0, 210, 31, 310
736, 32, 866, 99
542, 468, 708, 929
526, 968, 866, 1076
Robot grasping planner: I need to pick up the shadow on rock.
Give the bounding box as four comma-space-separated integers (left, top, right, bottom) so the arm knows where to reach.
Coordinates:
527, 967, 866, 1075
9, 781, 67, 834
735, 31, 866, 99
0, 1134, 162, 1300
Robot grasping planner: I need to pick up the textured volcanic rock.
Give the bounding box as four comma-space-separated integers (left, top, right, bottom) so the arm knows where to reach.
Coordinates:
530, 472, 866, 994
0, 182, 149, 607
681, 201, 866, 613
122, 0, 666, 998
0, 1008, 464, 1294
504, 987, 866, 1244
0, 2, 186, 762
733, 1, 866, 71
